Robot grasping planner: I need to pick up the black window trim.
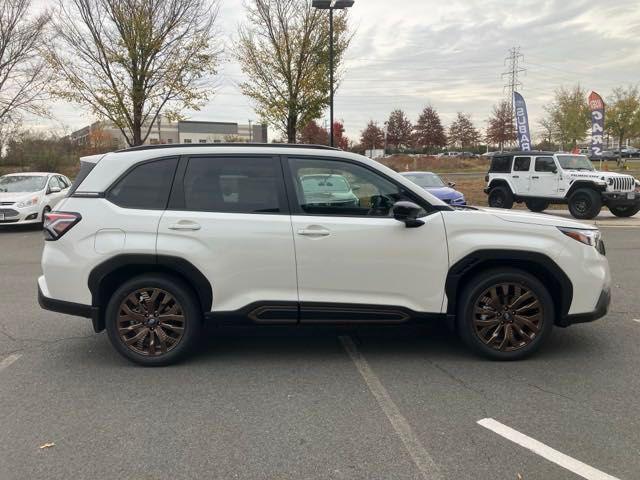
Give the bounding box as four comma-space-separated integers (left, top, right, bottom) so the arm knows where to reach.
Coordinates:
281, 154, 444, 218
167, 153, 290, 216
489, 155, 514, 173
104, 155, 180, 211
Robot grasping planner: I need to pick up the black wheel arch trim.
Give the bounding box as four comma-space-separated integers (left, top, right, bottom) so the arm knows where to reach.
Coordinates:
87, 254, 213, 331
567, 181, 606, 197
445, 249, 573, 325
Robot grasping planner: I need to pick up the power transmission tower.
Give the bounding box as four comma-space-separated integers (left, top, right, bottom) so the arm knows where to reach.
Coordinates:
501, 47, 526, 147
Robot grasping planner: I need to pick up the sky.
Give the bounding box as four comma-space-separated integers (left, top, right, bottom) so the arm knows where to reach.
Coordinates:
28, 0, 640, 142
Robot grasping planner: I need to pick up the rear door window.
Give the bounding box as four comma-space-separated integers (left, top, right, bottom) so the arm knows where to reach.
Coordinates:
183, 156, 285, 214
513, 157, 531, 172
107, 157, 178, 210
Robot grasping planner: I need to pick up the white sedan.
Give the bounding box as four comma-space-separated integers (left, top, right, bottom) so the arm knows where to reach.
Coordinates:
0, 172, 71, 226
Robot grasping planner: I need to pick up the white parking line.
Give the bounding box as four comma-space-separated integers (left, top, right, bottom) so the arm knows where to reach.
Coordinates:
0, 353, 22, 372
478, 418, 620, 480
339, 336, 443, 480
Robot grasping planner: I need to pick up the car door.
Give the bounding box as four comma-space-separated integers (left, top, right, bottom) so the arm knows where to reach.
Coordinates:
285, 156, 449, 319
511, 156, 532, 195
530, 156, 559, 196
157, 155, 298, 318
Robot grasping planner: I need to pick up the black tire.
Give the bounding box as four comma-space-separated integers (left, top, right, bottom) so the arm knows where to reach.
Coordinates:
456, 268, 554, 360
488, 185, 514, 209
568, 188, 602, 219
105, 273, 203, 366
525, 199, 549, 212
609, 205, 640, 218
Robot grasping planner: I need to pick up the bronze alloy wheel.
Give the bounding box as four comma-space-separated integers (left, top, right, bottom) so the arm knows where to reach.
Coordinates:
473, 282, 543, 352
117, 288, 185, 356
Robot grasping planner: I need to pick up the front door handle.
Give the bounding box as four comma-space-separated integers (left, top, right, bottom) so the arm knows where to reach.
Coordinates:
169, 221, 201, 231
512, 175, 519, 178
297, 228, 330, 237
531, 176, 539, 179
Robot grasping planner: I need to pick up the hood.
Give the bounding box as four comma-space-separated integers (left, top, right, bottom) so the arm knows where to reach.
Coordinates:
565, 170, 635, 181
0, 191, 37, 203
478, 207, 595, 229
424, 186, 463, 200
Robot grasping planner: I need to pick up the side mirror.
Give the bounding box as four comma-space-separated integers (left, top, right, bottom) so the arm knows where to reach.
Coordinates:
551, 167, 558, 174
352, 184, 361, 192
49, 186, 61, 194
392, 201, 424, 228
448, 181, 456, 188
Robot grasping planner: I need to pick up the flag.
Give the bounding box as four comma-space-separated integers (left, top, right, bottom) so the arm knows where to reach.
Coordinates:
588, 92, 605, 158
513, 92, 531, 151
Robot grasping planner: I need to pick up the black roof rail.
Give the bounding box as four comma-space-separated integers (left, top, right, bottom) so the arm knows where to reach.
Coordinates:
115, 143, 341, 153
498, 150, 556, 156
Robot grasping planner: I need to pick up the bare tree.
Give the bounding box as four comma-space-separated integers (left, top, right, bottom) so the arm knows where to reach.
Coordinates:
47, 0, 221, 146
235, 0, 351, 143
0, 0, 50, 141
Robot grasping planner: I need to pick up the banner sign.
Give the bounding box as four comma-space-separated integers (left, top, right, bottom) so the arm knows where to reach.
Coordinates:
513, 92, 531, 151
588, 91, 605, 158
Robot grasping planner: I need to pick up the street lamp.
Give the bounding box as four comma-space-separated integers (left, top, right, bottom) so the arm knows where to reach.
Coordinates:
312, 0, 354, 148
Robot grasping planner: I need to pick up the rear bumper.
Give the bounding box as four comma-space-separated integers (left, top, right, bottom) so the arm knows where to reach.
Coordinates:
561, 287, 610, 326
38, 283, 101, 332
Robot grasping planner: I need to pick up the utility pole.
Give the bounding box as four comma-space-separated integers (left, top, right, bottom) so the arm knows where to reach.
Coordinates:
501, 47, 525, 147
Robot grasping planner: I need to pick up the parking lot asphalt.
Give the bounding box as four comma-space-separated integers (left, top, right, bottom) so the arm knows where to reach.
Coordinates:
1, 224, 639, 480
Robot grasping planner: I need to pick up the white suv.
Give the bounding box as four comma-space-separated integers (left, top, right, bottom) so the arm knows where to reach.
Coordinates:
485, 151, 640, 219
38, 145, 611, 365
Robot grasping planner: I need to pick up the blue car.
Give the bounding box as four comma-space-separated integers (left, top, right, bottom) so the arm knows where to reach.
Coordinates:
400, 171, 466, 206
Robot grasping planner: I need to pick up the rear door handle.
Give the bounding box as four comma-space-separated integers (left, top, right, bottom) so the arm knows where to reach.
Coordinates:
169, 221, 201, 231
512, 175, 519, 178
531, 176, 539, 179
297, 228, 330, 237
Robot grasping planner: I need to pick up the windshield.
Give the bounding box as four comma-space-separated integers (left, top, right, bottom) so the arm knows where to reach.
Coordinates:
0, 175, 47, 193
403, 173, 446, 188
557, 155, 595, 171
301, 175, 351, 193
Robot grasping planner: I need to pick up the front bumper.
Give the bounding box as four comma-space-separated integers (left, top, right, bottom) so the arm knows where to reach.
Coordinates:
0, 205, 42, 225
561, 287, 611, 326
602, 191, 640, 207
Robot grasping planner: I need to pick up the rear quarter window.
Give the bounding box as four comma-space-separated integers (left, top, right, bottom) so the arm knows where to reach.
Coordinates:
489, 156, 513, 173
107, 157, 178, 210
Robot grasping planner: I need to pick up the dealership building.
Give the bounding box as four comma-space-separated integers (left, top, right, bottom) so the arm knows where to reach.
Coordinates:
70, 117, 268, 149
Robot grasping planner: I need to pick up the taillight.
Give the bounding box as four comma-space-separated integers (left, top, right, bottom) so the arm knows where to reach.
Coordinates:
43, 212, 82, 241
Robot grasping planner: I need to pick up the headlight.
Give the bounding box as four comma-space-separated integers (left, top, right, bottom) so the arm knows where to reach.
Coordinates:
16, 196, 40, 208
557, 226, 601, 248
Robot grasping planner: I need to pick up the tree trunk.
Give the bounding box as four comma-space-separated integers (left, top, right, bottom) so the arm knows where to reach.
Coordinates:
287, 114, 297, 144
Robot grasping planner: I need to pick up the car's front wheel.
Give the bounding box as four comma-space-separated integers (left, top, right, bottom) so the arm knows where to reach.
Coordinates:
456, 268, 554, 360
568, 188, 602, 219
609, 204, 640, 217
105, 274, 202, 366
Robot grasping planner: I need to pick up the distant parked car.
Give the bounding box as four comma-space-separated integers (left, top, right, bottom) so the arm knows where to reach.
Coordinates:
589, 151, 619, 162
621, 147, 639, 158
400, 171, 466, 206
0, 172, 71, 226
300, 174, 360, 208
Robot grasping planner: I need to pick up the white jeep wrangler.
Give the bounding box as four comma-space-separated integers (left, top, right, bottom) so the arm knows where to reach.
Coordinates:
485, 151, 640, 219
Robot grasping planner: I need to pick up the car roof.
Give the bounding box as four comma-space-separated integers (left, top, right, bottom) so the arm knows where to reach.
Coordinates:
493, 151, 556, 156
401, 171, 436, 175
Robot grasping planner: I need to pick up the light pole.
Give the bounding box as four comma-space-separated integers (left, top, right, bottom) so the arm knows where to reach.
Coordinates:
248, 119, 253, 143
312, 0, 354, 148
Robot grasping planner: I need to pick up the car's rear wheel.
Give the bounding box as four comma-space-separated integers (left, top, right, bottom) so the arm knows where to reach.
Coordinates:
488, 185, 514, 209
456, 269, 554, 360
609, 204, 640, 217
105, 274, 202, 366
525, 199, 549, 212
568, 188, 602, 219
